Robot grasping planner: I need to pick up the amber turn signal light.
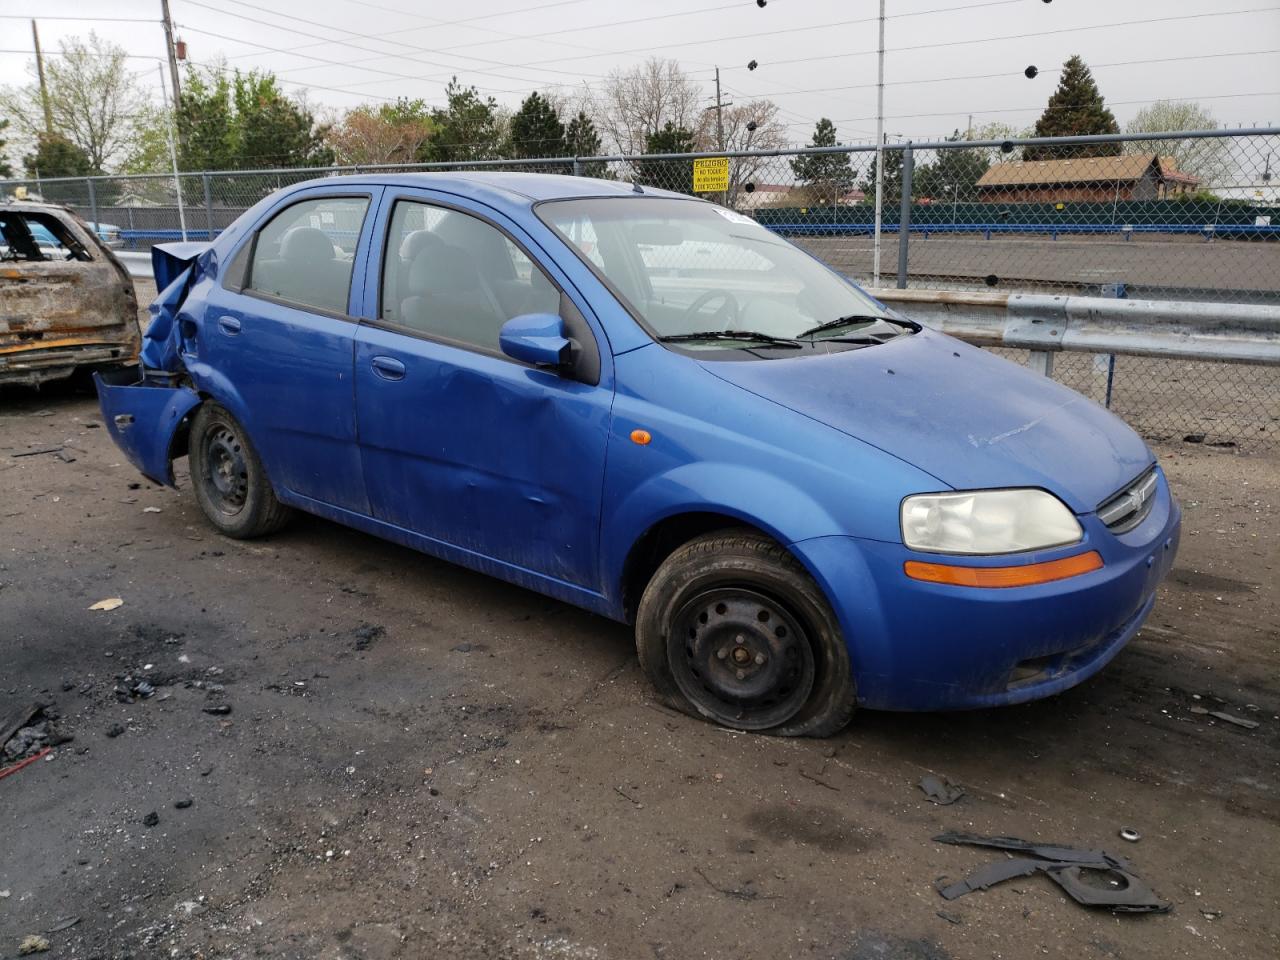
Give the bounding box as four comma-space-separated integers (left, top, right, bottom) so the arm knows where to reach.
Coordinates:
630, 429, 652, 445
904, 550, 1103, 588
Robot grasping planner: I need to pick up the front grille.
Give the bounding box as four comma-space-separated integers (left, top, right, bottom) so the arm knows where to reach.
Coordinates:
1097, 468, 1158, 534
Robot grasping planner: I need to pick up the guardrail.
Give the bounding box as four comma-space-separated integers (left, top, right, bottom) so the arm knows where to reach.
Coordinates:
867, 288, 1280, 371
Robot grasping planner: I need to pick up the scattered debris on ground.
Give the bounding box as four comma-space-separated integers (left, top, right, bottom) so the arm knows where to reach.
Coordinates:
1190, 706, 1261, 729
918, 774, 965, 805
18, 934, 50, 954
88, 598, 124, 612
933, 832, 1170, 914
2, 703, 72, 765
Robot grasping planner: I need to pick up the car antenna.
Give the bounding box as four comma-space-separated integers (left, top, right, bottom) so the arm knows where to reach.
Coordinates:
631, 181, 644, 194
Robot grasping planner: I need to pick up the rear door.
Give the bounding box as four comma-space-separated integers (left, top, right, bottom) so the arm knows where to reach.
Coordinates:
195, 188, 380, 513
352, 191, 614, 590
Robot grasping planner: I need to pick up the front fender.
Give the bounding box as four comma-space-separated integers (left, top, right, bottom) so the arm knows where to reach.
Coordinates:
601, 461, 843, 607
94, 371, 201, 486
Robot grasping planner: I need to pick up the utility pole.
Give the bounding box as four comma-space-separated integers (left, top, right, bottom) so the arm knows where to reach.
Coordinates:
714, 66, 726, 151
872, 0, 886, 285
31, 20, 53, 135
161, 0, 181, 104
158, 62, 188, 241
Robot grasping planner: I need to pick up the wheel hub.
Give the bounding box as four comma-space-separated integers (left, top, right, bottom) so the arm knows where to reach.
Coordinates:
668, 587, 815, 730
203, 426, 248, 515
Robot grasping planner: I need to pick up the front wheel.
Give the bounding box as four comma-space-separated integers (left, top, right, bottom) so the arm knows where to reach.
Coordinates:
635, 531, 856, 737
188, 402, 292, 539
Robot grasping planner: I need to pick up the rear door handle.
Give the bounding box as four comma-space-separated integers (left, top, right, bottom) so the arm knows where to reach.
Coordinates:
371, 355, 406, 381
217, 316, 241, 335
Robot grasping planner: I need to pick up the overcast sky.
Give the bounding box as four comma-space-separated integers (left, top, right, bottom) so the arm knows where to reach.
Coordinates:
2, 0, 1277, 145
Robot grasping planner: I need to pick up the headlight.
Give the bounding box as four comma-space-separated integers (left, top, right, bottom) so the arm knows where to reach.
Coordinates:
901, 489, 1082, 555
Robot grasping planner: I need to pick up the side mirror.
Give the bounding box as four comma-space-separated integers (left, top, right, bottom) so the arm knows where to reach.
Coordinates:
499, 313, 574, 370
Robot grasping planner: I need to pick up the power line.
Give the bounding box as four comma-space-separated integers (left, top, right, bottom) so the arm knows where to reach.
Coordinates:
725, 6, 1280, 72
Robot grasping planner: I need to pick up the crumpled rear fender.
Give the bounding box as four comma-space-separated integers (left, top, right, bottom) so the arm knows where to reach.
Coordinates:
94, 370, 201, 486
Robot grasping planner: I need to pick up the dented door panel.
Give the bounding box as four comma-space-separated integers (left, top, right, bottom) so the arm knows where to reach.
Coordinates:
94, 372, 202, 486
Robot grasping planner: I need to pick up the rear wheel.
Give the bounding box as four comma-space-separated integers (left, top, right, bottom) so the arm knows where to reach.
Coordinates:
635, 531, 855, 737
188, 403, 291, 539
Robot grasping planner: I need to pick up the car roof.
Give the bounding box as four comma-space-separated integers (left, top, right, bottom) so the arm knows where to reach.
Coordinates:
296, 171, 701, 209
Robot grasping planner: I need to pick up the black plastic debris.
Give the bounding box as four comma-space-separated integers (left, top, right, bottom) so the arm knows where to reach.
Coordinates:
918, 774, 964, 805
747, 59, 758, 71
142, 811, 160, 827
933, 832, 1170, 914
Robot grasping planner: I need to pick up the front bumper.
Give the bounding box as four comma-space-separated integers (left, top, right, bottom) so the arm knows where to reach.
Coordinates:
792, 467, 1181, 711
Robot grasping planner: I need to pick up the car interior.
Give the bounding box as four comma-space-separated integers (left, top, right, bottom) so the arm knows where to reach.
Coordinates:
382, 206, 560, 352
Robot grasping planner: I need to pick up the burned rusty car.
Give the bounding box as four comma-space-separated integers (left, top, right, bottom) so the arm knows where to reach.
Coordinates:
1, 201, 139, 387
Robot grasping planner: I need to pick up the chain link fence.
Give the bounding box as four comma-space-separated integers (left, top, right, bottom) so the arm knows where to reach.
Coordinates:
3, 130, 1277, 448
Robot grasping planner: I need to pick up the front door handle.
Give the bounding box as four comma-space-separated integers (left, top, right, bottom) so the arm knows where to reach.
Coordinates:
217, 316, 241, 335
371, 355, 406, 381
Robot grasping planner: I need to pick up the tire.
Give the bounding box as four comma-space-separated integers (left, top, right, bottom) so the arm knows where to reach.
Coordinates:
635, 530, 856, 737
188, 402, 292, 539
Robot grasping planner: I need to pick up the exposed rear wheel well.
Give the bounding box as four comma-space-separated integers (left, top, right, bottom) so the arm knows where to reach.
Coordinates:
621, 512, 779, 621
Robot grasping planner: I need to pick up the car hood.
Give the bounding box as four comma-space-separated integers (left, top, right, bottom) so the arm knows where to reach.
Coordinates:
699, 329, 1153, 513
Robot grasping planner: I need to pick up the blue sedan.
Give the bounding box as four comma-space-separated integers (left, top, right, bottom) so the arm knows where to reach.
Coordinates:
96, 173, 1180, 736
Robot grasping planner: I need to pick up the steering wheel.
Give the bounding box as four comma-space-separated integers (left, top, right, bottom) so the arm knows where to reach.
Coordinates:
683, 289, 740, 327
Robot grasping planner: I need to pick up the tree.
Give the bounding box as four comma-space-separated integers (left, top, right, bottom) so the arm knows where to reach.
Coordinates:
913, 130, 990, 203
234, 72, 333, 169
327, 99, 435, 166
23, 133, 94, 178
0, 33, 147, 172
791, 118, 856, 206
509, 92, 566, 159
634, 122, 696, 193
1024, 55, 1120, 159
0, 118, 12, 178
425, 79, 506, 163
565, 111, 608, 178
858, 147, 904, 207
178, 65, 238, 171
1124, 100, 1232, 186
694, 99, 787, 207
598, 57, 701, 156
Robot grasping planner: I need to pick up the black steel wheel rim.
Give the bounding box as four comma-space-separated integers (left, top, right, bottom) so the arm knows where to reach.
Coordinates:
201, 425, 249, 516
667, 587, 816, 730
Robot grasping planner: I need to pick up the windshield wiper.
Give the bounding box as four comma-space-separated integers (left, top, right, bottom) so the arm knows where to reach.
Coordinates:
796, 314, 898, 339
658, 330, 803, 349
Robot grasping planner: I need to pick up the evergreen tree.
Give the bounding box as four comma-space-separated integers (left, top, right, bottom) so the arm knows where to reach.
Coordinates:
24, 133, 95, 177
1025, 55, 1120, 159
0, 118, 12, 178
509, 92, 566, 159
791, 118, 855, 205
858, 148, 903, 207
635, 121, 695, 193
425, 79, 505, 163
565, 111, 607, 177
178, 66, 237, 171
234, 72, 333, 169
913, 130, 990, 201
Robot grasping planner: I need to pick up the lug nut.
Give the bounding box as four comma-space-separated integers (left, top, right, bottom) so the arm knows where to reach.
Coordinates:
716, 647, 729, 660
754, 653, 765, 665
736, 669, 746, 680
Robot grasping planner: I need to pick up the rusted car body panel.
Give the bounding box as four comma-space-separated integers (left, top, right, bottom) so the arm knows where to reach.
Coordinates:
0, 202, 139, 387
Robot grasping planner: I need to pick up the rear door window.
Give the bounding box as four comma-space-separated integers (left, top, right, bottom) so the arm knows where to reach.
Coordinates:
246, 196, 370, 315
0, 211, 92, 262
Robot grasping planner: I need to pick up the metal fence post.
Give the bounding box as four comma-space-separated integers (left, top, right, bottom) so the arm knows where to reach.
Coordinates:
86, 177, 98, 229
896, 143, 913, 289
202, 174, 214, 241
573, 157, 583, 177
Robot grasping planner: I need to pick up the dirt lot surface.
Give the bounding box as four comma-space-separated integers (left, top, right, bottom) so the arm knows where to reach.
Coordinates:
1, 382, 1277, 960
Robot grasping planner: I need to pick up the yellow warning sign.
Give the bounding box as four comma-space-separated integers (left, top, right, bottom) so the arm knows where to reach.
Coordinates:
693, 157, 730, 193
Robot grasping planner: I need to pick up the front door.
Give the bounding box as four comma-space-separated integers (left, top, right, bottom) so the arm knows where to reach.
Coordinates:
198, 190, 378, 513
353, 194, 613, 590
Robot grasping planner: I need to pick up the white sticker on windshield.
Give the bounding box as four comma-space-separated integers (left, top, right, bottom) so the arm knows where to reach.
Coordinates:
712, 207, 757, 226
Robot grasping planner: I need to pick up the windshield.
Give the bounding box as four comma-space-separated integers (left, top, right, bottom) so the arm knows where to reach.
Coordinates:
536, 196, 909, 354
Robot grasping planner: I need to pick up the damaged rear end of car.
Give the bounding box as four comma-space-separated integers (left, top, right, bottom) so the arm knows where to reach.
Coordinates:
95, 242, 209, 485
1, 202, 140, 387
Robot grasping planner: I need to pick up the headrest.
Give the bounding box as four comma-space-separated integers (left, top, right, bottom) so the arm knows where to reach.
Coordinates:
281, 226, 335, 262
400, 229, 444, 261
407, 245, 479, 297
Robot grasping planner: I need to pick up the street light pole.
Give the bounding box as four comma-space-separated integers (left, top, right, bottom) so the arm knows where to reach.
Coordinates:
872, 0, 886, 285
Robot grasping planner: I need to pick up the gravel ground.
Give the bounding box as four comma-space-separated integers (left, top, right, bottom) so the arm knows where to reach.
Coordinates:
0, 380, 1276, 960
